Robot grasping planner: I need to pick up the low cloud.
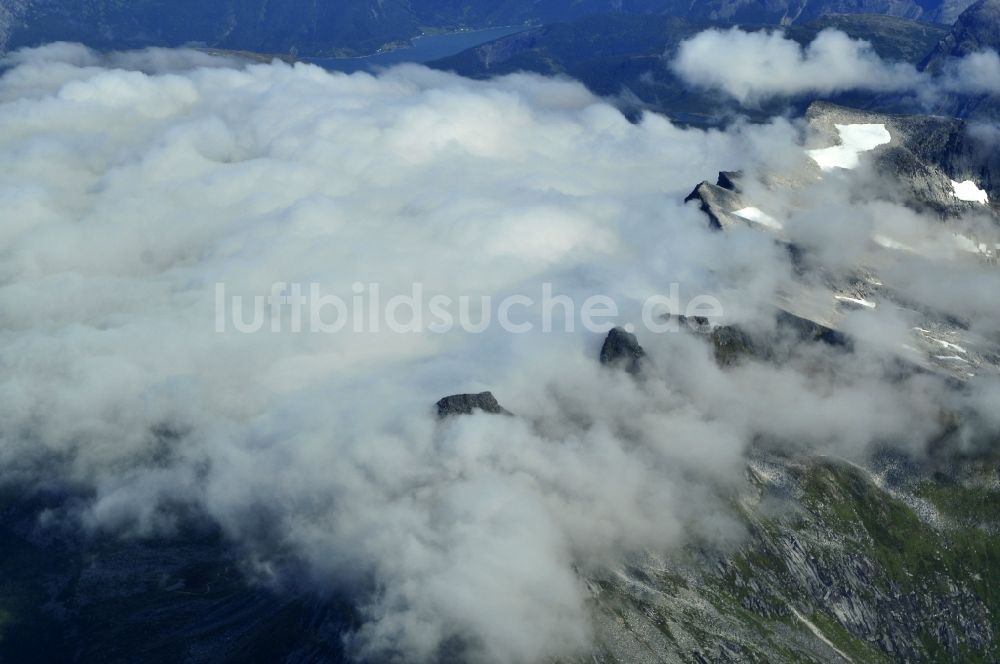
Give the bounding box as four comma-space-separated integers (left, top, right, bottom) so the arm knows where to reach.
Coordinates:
938, 49, 1000, 95
671, 28, 921, 104
672, 27, 1000, 105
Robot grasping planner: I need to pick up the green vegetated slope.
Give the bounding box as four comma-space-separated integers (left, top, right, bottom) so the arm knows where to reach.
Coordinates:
585, 455, 1000, 662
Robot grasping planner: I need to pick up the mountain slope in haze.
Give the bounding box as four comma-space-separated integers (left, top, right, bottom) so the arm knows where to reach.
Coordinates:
915, 0, 1000, 122
921, 0, 1000, 69
430, 14, 950, 124
0, 0, 420, 56
430, 14, 724, 124
0, 0, 976, 56
411, 0, 973, 27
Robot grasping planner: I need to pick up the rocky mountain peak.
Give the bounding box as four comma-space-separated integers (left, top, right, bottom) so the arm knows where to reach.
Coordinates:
435, 391, 512, 418
600, 327, 647, 374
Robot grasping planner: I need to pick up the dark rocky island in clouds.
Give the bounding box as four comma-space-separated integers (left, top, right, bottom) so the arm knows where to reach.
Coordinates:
0, 1, 998, 662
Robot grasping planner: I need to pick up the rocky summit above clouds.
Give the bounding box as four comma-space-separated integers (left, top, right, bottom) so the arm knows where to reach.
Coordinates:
436, 391, 512, 418
599, 327, 648, 374
439, 330, 649, 418
685, 171, 750, 231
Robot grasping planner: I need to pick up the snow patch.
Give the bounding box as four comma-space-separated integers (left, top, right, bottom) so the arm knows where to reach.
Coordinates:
951, 180, 989, 205
873, 234, 912, 252
834, 295, 876, 309
934, 339, 967, 354
935, 355, 969, 362
808, 124, 891, 171
953, 233, 997, 260
732, 206, 783, 230
914, 327, 967, 354
788, 605, 855, 662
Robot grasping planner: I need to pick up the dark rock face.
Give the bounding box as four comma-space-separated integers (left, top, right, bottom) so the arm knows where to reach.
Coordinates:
710, 325, 761, 367
775, 310, 853, 349
716, 170, 743, 192
684, 180, 747, 231
600, 327, 646, 374
675, 315, 764, 366
673, 314, 714, 333
435, 391, 511, 418
679, 308, 852, 367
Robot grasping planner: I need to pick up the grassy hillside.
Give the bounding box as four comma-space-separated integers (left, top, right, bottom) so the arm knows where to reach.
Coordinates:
586, 455, 1000, 662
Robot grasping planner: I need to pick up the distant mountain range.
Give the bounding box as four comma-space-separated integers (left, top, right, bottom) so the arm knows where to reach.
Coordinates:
0, 0, 983, 56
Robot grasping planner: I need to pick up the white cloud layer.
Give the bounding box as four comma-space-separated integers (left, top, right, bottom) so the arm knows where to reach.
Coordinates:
671, 27, 1000, 104
671, 28, 922, 104
0, 44, 997, 662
